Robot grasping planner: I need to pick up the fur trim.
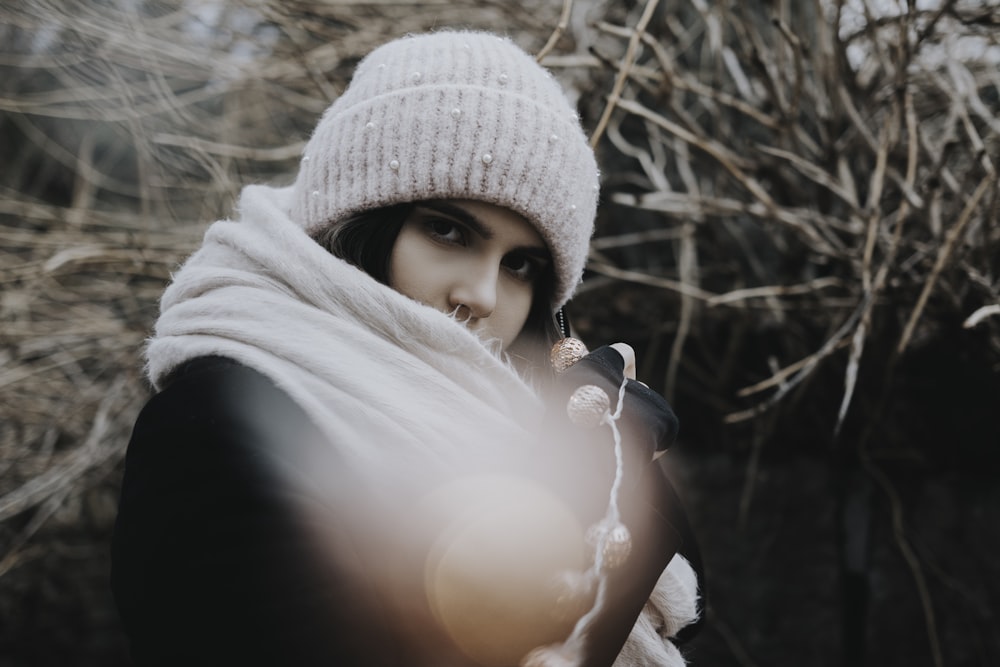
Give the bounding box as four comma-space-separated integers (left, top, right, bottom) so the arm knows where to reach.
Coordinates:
614, 555, 701, 667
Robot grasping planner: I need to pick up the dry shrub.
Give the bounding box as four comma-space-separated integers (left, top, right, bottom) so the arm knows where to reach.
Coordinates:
1, 1, 998, 666
576, 0, 999, 437
571, 2, 1000, 666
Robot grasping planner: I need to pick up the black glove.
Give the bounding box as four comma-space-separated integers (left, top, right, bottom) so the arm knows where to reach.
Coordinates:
557, 344, 679, 458
542, 345, 703, 666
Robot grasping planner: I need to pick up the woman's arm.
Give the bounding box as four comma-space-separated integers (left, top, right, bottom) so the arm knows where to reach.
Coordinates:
111, 357, 402, 666
544, 345, 705, 666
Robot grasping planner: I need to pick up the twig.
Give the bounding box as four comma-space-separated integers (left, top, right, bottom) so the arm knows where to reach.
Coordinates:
862, 456, 944, 667
585, 259, 715, 301
590, 228, 685, 250
726, 302, 865, 421
897, 175, 993, 355
755, 143, 861, 212
707, 277, 846, 307
152, 134, 306, 161
666, 222, 697, 402
839, 83, 921, 434
589, 0, 661, 149
963, 304, 1000, 328
536, 0, 574, 63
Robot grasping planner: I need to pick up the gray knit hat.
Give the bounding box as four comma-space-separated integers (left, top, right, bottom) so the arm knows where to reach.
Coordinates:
291, 30, 599, 309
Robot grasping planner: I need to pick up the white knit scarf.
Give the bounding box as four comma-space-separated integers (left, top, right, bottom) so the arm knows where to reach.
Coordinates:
148, 184, 543, 474
145, 184, 697, 666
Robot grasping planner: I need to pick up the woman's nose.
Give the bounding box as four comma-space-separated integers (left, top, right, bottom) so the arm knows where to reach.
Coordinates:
449, 264, 498, 320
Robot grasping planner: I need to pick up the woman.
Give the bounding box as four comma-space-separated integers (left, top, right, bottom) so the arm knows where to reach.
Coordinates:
112, 31, 703, 667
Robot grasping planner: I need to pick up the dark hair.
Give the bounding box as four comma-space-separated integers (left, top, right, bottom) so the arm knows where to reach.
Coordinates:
309, 203, 562, 375
310, 203, 413, 284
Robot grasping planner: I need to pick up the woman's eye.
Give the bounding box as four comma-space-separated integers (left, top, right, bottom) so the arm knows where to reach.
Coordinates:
426, 219, 465, 245
502, 253, 541, 283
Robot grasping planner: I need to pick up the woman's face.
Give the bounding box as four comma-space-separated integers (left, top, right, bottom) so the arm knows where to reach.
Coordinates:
388, 200, 550, 349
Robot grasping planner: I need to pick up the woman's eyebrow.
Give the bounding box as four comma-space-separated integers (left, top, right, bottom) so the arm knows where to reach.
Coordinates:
416, 201, 551, 260
417, 202, 494, 240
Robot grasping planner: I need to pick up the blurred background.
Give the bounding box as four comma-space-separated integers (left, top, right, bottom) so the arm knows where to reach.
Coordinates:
1, 0, 998, 665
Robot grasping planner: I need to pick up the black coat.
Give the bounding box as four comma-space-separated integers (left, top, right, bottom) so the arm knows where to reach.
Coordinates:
112, 350, 703, 666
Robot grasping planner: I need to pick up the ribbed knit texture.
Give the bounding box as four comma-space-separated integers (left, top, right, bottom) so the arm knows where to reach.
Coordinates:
290, 31, 599, 309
